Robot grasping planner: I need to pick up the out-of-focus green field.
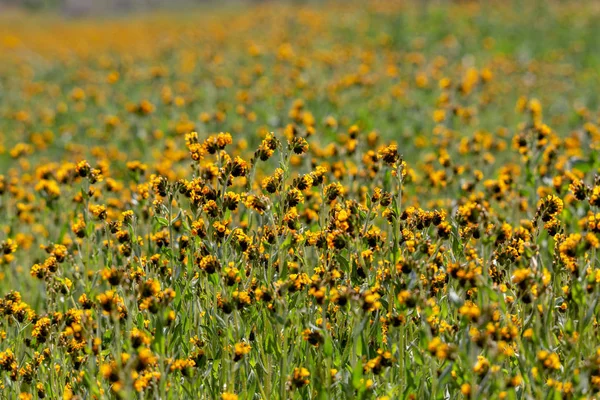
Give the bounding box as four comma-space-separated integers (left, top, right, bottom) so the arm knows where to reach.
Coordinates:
1, 1, 600, 398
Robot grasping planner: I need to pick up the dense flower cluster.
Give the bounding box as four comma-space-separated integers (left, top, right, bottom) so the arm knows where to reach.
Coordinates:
0, 1, 600, 399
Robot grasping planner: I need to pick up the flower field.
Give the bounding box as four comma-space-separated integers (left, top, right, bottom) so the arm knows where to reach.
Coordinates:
1, 1, 600, 398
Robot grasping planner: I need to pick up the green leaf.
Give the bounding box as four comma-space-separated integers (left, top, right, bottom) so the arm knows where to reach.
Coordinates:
156, 217, 169, 227
208, 272, 219, 286
570, 158, 595, 173
412, 347, 424, 366
571, 282, 585, 306
265, 334, 276, 355
324, 337, 333, 357
153, 318, 165, 354
565, 318, 574, 334
136, 313, 145, 329
583, 299, 598, 329
356, 334, 363, 357
171, 210, 182, 224
352, 360, 363, 389
336, 254, 350, 273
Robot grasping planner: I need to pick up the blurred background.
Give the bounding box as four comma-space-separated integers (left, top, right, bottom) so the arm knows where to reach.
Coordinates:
2, 0, 298, 15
